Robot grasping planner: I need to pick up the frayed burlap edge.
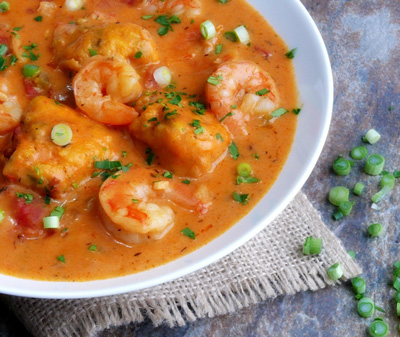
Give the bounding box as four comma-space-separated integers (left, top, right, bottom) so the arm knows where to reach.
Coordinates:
2, 192, 361, 337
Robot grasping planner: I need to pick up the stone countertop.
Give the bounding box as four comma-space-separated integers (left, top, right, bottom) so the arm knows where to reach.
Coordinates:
1, 0, 400, 336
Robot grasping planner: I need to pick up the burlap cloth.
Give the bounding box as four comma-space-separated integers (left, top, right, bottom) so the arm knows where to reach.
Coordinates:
2, 192, 361, 337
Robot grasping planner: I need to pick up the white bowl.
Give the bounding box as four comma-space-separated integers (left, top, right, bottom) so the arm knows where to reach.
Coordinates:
1, 0, 333, 299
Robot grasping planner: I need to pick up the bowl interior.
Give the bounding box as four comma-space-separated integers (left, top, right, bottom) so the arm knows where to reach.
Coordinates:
1, 0, 333, 299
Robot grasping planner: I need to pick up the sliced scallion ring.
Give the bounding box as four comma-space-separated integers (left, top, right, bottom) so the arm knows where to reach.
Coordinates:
234, 25, 250, 45
365, 154, 385, 175
43, 216, 60, 229
353, 182, 365, 196
357, 297, 374, 317
369, 318, 388, 337
327, 262, 343, 281
153, 66, 172, 87
364, 129, 381, 144
351, 277, 366, 294
51, 124, 73, 146
328, 186, 349, 206
200, 20, 216, 40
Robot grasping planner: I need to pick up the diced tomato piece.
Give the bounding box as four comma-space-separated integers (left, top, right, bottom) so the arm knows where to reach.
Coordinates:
23, 78, 40, 99
14, 196, 46, 238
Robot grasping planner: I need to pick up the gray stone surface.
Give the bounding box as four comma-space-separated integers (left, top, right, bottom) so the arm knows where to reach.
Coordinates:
1, 0, 399, 336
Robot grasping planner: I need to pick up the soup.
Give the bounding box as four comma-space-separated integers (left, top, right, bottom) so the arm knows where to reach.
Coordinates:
0, 0, 298, 281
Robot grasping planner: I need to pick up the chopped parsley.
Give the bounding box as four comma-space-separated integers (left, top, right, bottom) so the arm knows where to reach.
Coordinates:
132, 199, 138, 203
236, 176, 260, 185
231, 104, 237, 109
0, 44, 7, 55
146, 148, 155, 165
189, 119, 204, 134
181, 227, 195, 239
155, 15, 181, 36
228, 142, 239, 160
16, 192, 33, 204
141, 14, 154, 20
162, 171, 173, 179
56, 255, 66, 263
34, 15, 43, 22
189, 101, 206, 115
233, 192, 249, 205
292, 108, 301, 115
220, 112, 233, 122
256, 88, 269, 96
285, 48, 297, 59
216, 133, 223, 141
0, 210, 4, 222
122, 150, 127, 158
134, 51, 142, 59
168, 94, 182, 106
207, 74, 223, 86
164, 110, 178, 119
252, 153, 259, 160
72, 182, 79, 189
182, 180, 190, 184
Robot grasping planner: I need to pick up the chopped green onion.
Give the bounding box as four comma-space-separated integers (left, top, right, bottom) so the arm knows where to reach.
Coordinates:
236, 176, 260, 184
394, 261, 400, 269
234, 25, 250, 45
369, 318, 389, 337
333, 157, 352, 176
141, 15, 154, 20
302, 236, 322, 255
327, 262, 343, 281
88, 244, 97, 252
368, 223, 383, 237
332, 210, 344, 221
397, 303, 400, 317
16, 192, 33, 204
353, 182, 365, 196
181, 227, 195, 239
394, 171, 400, 178
207, 74, 223, 86
43, 216, 60, 229
328, 186, 349, 206
88, 49, 97, 56
365, 154, 385, 175
51, 124, 73, 146
371, 186, 391, 203
237, 163, 252, 177
56, 255, 65, 263
34, 15, 43, 22
357, 297, 374, 317
350, 146, 368, 160
338, 201, 354, 216
228, 142, 239, 160
0, 44, 7, 55
347, 250, 356, 259
380, 173, 395, 189
215, 44, 223, 54
0, 209, 4, 222
224, 31, 237, 42
134, 51, 142, 59
233, 192, 249, 205
270, 108, 288, 117
351, 277, 366, 294
256, 88, 269, 96
153, 66, 172, 87
51, 206, 65, 218
364, 129, 381, 144
181, 180, 190, 184
22, 64, 40, 78
200, 20, 216, 40
0, 1, 9, 13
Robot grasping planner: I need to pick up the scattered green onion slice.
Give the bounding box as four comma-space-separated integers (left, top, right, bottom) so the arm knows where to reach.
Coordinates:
329, 186, 349, 206
302, 236, 322, 255
0, 209, 4, 222
327, 262, 343, 281
351, 277, 366, 294
397, 303, 400, 317
51, 124, 73, 146
371, 186, 391, 203
357, 297, 374, 318
350, 146, 368, 160
181, 227, 195, 239
234, 25, 250, 44
394, 277, 400, 291
332, 210, 344, 221
394, 171, 400, 178
368, 223, 383, 237
364, 129, 381, 144
338, 201, 354, 216
153, 66, 172, 87
369, 318, 389, 337
0, 1, 10, 13
353, 182, 365, 196
333, 157, 352, 176
365, 154, 385, 176
200, 20, 216, 40
237, 163, 252, 177
22, 64, 40, 78
43, 216, 60, 229
380, 173, 395, 189
347, 250, 356, 259
270, 107, 288, 118
395, 291, 400, 303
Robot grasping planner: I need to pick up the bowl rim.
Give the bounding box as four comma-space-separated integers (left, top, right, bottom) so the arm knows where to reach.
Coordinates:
0, 0, 333, 299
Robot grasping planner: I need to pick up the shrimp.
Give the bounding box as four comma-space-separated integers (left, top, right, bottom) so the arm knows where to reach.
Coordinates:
53, 22, 160, 72
0, 77, 23, 135
99, 166, 211, 245
73, 57, 141, 125
205, 60, 279, 135
130, 0, 201, 18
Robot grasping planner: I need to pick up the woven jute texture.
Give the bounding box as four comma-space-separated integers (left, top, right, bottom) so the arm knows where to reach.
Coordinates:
3, 192, 361, 337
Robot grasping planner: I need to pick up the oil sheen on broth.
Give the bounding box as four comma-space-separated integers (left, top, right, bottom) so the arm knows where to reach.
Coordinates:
0, 0, 298, 281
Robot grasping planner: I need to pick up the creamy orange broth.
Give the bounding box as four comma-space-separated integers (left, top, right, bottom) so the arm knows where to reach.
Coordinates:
0, 0, 297, 280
